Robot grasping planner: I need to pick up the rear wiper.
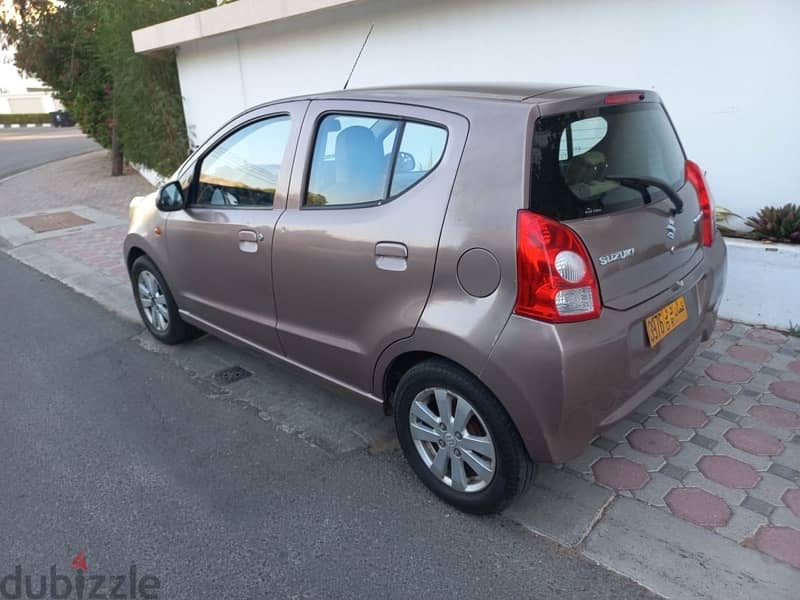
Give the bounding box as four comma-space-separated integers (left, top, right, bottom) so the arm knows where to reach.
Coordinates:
604, 175, 684, 215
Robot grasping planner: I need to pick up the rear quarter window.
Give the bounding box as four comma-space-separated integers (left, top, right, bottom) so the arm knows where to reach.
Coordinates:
390, 122, 447, 196
532, 103, 685, 220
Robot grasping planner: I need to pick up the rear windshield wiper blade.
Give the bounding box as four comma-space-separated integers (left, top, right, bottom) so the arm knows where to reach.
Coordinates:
604, 175, 684, 215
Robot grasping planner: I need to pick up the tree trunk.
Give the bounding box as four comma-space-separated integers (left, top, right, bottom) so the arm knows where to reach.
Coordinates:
110, 91, 123, 176
110, 124, 123, 176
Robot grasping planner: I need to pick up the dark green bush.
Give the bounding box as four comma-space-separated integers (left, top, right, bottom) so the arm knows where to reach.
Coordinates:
0, 113, 51, 125
747, 204, 800, 244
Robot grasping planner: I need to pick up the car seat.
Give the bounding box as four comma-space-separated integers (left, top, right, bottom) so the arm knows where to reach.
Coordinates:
322, 126, 385, 205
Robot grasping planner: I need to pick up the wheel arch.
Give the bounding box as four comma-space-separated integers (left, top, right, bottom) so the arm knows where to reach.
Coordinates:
126, 245, 147, 273
382, 351, 467, 412
376, 336, 548, 464
124, 234, 169, 282
378, 343, 507, 422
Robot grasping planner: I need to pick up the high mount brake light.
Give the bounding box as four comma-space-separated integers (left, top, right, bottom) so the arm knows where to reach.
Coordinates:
685, 160, 715, 247
515, 211, 601, 323
603, 92, 645, 105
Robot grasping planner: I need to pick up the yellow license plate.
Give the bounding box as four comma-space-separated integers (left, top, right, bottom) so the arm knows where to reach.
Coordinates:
645, 296, 688, 347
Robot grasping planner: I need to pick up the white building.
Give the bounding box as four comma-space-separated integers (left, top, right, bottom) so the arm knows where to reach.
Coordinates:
1, 49, 61, 114
133, 0, 799, 218
0, 0, 61, 114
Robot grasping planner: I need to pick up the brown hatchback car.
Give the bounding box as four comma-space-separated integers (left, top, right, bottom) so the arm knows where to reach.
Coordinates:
125, 84, 727, 513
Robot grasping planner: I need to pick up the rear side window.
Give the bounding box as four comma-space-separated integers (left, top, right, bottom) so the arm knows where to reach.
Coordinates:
306, 114, 447, 207
532, 103, 685, 220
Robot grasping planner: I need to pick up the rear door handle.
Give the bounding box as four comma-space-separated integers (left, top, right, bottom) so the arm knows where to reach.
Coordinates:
375, 242, 408, 271
239, 229, 262, 253
375, 242, 407, 258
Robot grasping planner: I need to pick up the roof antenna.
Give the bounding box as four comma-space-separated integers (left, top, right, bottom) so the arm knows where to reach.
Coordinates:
344, 23, 374, 90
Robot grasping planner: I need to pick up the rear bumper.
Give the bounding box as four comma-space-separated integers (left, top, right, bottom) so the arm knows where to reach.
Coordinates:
482, 237, 727, 464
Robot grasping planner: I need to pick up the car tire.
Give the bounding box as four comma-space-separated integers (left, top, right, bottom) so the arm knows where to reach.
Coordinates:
130, 255, 198, 345
394, 359, 535, 514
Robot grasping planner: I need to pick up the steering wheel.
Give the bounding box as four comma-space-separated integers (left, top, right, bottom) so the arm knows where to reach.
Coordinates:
395, 151, 416, 173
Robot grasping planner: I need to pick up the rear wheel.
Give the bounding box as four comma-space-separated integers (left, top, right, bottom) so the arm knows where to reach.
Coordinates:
130, 255, 197, 344
394, 359, 535, 514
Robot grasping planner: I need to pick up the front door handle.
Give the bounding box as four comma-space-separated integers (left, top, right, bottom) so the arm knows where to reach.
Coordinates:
375, 242, 407, 271
239, 229, 262, 253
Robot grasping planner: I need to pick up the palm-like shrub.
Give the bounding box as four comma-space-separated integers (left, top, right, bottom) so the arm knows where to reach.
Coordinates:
746, 204, 800, 243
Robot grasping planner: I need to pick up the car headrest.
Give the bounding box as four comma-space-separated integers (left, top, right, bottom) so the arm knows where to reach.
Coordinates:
334, 126, 383, 183
566, 151, 608, 185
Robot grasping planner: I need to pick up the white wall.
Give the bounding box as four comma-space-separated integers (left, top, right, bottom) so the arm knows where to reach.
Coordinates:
175, 0, 800, 217
2, 47, 62, 114
0, 93, 61, 115
720, 239, 800, 330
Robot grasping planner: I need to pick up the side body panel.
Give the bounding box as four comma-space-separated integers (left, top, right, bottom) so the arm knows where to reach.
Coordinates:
165, 101, 309, 353
123, 191, 171, 279
373, 100, 534, 397
272, 100, 469, 392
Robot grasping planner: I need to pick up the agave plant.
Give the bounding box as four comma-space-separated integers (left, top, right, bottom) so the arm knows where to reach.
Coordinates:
746, 203, 800, 243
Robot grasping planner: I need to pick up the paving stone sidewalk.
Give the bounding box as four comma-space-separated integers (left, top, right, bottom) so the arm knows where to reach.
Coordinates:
564, 320, 800, 565
0, 150, 149, 219
1, 151, 798, 598
0, 151, 152, 320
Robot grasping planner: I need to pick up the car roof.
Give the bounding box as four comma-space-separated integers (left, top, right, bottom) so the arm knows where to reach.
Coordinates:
237, 83, 633, 114
301, 83, 622, 104
233, 83, 647, 121
222, 83, 657, 148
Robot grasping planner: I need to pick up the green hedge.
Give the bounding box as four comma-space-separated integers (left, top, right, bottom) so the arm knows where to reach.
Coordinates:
0, 113, 51, 126
3, 1, 217, 173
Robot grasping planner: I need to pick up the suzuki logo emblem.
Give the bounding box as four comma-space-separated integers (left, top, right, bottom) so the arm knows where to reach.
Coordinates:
666, 217, 677, 240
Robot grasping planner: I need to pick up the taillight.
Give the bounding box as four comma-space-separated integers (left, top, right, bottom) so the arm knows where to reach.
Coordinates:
515, 211, 601, 323
685, 160, 715, 247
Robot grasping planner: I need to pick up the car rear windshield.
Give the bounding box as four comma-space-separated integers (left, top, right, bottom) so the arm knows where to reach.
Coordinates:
531, 102, 686, 220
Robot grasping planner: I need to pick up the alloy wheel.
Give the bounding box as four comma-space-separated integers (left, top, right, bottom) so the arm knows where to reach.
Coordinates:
408, 387, 497, 492
137, 270, 169, 332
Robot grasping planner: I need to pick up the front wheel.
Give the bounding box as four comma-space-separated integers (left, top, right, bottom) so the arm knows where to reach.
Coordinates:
130, 255, 197, 345
394, 359, 535, 514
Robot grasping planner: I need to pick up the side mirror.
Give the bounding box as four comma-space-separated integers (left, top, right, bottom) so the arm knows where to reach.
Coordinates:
156, 181, 185, 212
395, 151, 416, 173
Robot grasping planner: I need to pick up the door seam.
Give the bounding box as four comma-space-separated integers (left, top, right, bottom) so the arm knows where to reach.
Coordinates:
271, 100, 312, 357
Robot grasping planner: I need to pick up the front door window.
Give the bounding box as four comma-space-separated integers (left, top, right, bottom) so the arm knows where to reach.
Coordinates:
195, 116, 291, 208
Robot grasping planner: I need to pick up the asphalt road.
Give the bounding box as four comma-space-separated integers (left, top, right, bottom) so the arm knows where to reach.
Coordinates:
0, 127, 100, 180
0, 252, 656, 599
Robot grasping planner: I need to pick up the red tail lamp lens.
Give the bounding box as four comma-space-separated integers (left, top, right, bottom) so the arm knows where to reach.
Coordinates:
515, 211, 601, 323
685, 160, 715, 247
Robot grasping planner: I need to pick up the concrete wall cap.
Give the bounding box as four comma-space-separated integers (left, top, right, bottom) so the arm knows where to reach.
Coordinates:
132, 0, 361, 54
